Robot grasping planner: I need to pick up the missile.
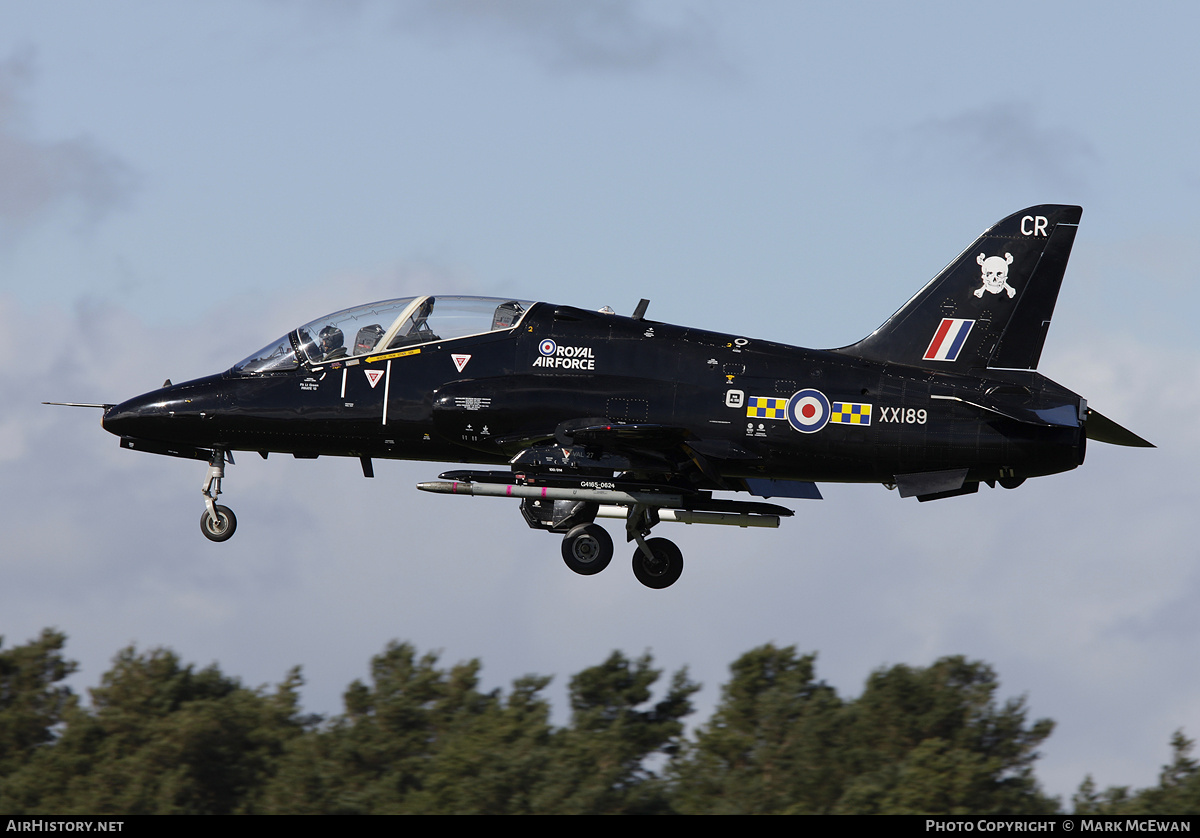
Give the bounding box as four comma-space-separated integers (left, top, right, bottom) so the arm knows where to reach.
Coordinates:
415, 481, 781, 528
416, 479, 684, 508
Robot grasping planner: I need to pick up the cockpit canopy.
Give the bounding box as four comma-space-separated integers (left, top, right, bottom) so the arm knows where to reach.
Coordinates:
232, 295, 535, 375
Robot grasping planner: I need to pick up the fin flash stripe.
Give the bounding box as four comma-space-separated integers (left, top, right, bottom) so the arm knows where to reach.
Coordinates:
923, 319, 975, 362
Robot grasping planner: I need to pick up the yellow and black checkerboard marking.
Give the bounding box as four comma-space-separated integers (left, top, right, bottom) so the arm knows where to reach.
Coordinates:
746, 396, 788, 420
831, 402, 872, 425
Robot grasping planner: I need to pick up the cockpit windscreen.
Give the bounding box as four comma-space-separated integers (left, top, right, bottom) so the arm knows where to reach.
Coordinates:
232, 296, 534, 374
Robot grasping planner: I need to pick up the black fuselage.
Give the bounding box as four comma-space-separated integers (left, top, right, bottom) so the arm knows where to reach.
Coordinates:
102, 302, 1085, 489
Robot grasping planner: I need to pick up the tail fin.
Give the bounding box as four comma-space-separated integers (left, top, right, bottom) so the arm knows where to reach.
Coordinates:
842, 205, 1081, 371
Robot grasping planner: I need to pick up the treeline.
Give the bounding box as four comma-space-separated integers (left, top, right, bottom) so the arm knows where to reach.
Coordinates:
0, 630, 1194, 814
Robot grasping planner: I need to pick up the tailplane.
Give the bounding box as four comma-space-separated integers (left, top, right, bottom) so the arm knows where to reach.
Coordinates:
842, 205, 1082, 371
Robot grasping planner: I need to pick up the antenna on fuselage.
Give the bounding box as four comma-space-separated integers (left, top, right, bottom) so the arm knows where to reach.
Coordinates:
631, 299, 650, 320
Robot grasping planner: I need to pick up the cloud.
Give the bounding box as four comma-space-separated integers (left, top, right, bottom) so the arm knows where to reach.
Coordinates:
883, 101, 1097, 193
0, 51, 135, 238
391, 0, 724, 75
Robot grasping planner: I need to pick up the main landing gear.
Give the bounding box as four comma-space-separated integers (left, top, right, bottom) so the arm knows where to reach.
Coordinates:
418, 470, 793, 590
560, 524, 683, 589
200, 449, 237, 542
624, 504, 684, 589
561, 523, 613, 575
631, 538, 684, 590
557, 504, 684, 589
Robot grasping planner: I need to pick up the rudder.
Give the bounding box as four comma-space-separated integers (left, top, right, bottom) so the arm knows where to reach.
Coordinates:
841, 205, 1082, 370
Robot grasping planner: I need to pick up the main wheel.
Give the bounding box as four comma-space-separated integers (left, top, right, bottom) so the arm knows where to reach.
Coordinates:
561, 524, 613, 575
631, 538, 683, 589
200, 505, 237, 542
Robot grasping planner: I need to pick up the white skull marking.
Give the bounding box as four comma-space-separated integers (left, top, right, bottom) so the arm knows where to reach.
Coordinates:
974, 252, 1016, 298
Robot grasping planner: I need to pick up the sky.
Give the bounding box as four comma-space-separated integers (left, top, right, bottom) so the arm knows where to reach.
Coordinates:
2, 0, 1198, 805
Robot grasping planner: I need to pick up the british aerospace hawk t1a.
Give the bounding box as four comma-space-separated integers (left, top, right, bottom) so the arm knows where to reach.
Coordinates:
53, 205, 1151, 588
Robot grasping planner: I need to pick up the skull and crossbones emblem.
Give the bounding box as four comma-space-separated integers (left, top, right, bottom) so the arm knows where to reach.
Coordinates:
974, 252, 1016, 298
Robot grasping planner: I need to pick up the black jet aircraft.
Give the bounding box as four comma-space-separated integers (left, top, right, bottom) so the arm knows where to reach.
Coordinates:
53, 205, 1151, 588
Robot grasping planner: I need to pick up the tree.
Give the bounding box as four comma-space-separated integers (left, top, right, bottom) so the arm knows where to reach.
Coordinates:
0, 630, 77, 784
1, 632, 1073, 815
263, 645, 698, 814
261, 641, 557, 814
670, 644, 842, 814
671, 650, 1057, 814
1074, 730, 1200, 815
2, 645, 308, 814
533, 651, 700, 814
835, 656, 1056, 814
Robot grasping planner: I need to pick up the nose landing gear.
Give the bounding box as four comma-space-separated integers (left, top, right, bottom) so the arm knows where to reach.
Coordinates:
200, 449, 237, 542
201, 504, 237, 542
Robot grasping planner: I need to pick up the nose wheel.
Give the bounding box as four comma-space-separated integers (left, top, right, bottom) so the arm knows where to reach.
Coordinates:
201, 504, 237, 542
200, 449, 237, 542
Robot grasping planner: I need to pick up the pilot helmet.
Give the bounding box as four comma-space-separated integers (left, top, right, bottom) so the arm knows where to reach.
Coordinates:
354, 324, 385, 355
492, 301, 524, 330
319, 325, 344, 354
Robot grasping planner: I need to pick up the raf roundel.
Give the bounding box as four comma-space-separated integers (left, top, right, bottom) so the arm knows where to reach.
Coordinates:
539, 338, 557, 356
786, 389, 831, 434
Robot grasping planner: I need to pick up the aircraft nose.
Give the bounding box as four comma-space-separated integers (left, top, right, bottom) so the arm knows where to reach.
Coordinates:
101, 391, 170, 438
102, 375, 230, 443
